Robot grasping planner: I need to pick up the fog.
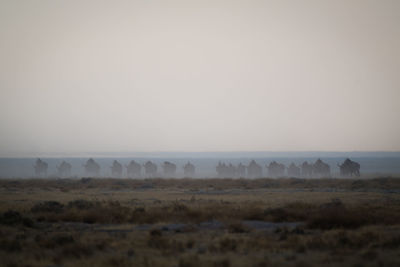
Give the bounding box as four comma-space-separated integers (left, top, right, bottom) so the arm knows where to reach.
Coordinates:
0, 0, 400, 157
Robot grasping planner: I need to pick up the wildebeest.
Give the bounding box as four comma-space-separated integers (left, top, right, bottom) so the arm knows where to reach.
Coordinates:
162, 161, 176, 177
237, 163, 246, 177
126, 160, 141, 178
313, 159, 331, 177
84, 158, 100, 177
266, 161, 285, 177
183, 162, 195, 177
111, 160, 123, 177
216, 162, 227, 177
216, 162, 246, 177
34, 158, 48, 177
247, 160, 262, 178
287, 163, 301, 177
301, 161, 313, 177
57, 161, 72, 177
338, 158, 360, 177
143, 161, 157, 177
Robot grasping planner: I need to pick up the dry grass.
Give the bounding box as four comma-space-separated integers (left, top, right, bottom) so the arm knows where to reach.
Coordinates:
1, 176, 399, 191
0, 177, 400, 267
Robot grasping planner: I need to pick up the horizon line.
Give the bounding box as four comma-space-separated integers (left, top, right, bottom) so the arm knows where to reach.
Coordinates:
1, 150, 400, 159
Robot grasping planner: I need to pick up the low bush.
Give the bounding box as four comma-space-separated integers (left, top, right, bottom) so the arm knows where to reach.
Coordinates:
0, 210, 34, 227
31, 201, 64, 213
67, 199, 96, 210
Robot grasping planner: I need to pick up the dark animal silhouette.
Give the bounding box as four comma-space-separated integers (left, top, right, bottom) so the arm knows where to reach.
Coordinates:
237, 163, 246, 177
226, 163, 236, 177
287, 163, 301, 177
313, 159, 331, 177
126, 160, 141, 178
143, 161, 157, 177
57, 161, 71, 177
266, 161, 285, 177
183, 162, 195, 177
338, 158, 360, 177
162, 161, 176, 177
34, 158, 48, 177
111, 160, 123, 177
247, 160, 262, 178
301, 161, 313, 177
216, 162, 240, 177
84, 158, 100, 177
216, 162, 227, 177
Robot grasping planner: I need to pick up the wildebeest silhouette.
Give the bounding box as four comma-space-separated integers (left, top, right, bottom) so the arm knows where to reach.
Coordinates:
338, 158, 360, 177
162, 161, 176, 177
237, 163, 246, 177
216, 162, 227, 177
34, 158, 48, 177
313, 159, 331, 177
183, 162, 195, 177
126, 160, 141, 178
216, 162, 236, 177
143, 161, 157, 177
111, 160, 123, 177
266, 161, 285, 177
57, 161, 72, 177
287, 163, 301, 177
247, 160, 262, 178
83, 158, 100, 177
301, 161, 313, 177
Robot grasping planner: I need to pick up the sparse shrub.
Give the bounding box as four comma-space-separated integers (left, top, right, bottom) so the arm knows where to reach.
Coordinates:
186, 239, 195, 249
80, 178, 92, 183
127, 249, 135, 257
134, 207, 145, 213
213, 258, 230, 267
308, 200, 364, 229
172, 201, 189, 212
228, 222, 250, 233
243, 206, 265, 220
31, 201, 64, 213
0, 210, 34, 227
382, 235, 400, 248
150, 229, 162, 237
59, 242, 94, 258
265, 208, 289, 221
0, 210, 23, 225
218, 237, 238, 252
361, 249, 378, 260
67, 199, 95, 210
264, 202, 314, 222
255, 260, 270, 267
107, 255, 129, 267
291, 227, 305, 235
0, 239, 21, 252
40, 233, 75, 248
52, 234, 75, 247
148, 235, 169, 250
179, 255, 200, 267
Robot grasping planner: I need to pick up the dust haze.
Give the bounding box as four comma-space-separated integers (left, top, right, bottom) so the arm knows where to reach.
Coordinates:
0, 0, 399, 157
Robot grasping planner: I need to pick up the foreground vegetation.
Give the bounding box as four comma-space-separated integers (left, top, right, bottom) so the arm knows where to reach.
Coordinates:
0, 177, 400, 266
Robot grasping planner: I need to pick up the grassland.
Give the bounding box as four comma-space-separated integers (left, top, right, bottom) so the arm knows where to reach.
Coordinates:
0, 177, 400, 267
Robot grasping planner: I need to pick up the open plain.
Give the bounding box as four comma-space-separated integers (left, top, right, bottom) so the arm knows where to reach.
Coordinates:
0, 177, 400, 267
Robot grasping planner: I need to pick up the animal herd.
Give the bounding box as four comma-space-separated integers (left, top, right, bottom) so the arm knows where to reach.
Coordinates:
33, 158, 361, 178
33, 158, 195, 178
216, 158, 353, 178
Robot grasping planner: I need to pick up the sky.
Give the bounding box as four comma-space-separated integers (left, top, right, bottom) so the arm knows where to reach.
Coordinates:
0, 0, 399, 157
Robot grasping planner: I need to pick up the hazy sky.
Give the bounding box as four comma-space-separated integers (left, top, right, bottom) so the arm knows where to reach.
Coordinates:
0, 0, 399, 156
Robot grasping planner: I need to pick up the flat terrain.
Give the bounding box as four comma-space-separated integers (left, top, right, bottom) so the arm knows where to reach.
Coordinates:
0, 177, 400, 267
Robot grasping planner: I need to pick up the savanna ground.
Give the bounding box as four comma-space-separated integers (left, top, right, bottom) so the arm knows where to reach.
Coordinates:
0, 177, 400, 267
